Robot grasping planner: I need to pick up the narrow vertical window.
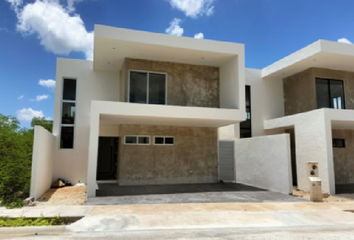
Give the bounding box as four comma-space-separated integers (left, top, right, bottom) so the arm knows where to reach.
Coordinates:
60, 79, 76, 149
240, 85, 251, 138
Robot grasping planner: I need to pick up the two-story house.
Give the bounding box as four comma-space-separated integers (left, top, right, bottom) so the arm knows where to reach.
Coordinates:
30, 24, 354, 200
30, 25, 246, 199
241, 40, 354, 195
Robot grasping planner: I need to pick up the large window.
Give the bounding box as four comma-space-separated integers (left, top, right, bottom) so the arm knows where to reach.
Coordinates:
240, 85, 251, 138
60, 79, 76, 149
316, 78, 345, 109
129, 71, 166, 104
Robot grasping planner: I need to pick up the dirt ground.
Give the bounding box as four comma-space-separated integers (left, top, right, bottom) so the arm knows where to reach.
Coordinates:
293, 188, 354, 202
34, 186, 87, 206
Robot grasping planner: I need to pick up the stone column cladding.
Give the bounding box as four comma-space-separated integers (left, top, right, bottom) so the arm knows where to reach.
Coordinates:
118, 125, 218, 186
283, 67, 354, 116
121, 58, 220, 108
332, 129, 354, 184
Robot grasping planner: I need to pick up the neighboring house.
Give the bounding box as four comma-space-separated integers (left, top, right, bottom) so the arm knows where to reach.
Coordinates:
30, 24, 354, 200
238, 40, 354, 195
30, 25, 245, 199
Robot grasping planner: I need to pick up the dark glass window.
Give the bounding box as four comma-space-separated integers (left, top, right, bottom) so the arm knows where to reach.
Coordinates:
138, 136, 150, 144
154, 137, 164, 144
129, 71, 166, 104
63, 79, 76, 101
149, 73, 166, 104
129, 72, 148, 103
333, 139, 345, 148
61, 102, 76, 124
165, 137, 174, 145
240, 85, 252, 138
316, 78, 345, 109
60, 127, 74, 149
125, 136, 137, 144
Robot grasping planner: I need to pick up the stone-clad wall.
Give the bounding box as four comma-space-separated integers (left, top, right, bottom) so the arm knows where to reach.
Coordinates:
283, 68, 354, 115
121, 58, 220, 108
118, 125, 218, 185
332, 129, 354, 184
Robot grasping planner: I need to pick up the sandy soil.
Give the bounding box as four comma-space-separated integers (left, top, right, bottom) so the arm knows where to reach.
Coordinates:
33, 186, 87, 206
293, 188, 354, 202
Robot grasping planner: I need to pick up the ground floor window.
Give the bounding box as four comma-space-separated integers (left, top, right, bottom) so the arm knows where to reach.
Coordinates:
153, 136, 174, 145
124, 135, 150, 145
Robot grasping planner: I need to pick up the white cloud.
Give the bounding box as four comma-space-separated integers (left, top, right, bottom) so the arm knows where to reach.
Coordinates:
7, 0, 93, 60
0, 27, 9, 32
194, 32, 204, 39
16, 108, 45, 121
338, 38, 352, 44
17, 95, 24, 100
166, 18, 184, 36
39, 79, 56, 89
36, 94, 49, 101
169, 0, 215, 18
66, 0, 83, 12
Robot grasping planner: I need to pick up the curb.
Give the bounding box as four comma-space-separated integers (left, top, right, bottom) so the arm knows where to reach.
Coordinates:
0, 225, 66, 238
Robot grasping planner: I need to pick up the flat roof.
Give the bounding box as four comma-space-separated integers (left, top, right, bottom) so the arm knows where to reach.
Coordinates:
262, 40, 354, 80
93, 25, 244, 71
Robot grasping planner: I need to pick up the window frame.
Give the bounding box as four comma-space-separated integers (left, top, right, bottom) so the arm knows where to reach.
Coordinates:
333, 138, 346, 148
124, 135, 151, 145
153, 136, 175, 146
315, 78, 346, 110
127, 70, 168, 105
59, 77, 77, 150
240, 85, 252, 138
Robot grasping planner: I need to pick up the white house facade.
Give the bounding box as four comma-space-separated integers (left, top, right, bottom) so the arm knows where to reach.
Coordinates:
30, 24, 354, 199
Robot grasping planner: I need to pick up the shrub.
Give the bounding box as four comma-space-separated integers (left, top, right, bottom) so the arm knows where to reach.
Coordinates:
0, 216, 64, 227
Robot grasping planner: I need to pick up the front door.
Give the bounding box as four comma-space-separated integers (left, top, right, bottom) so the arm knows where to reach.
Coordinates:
96, 137, 118, 180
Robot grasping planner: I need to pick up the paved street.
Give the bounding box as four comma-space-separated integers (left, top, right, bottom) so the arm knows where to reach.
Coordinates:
1, 202, 354, 239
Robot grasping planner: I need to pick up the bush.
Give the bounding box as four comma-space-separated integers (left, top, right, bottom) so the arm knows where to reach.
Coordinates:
0, 115, 33, 208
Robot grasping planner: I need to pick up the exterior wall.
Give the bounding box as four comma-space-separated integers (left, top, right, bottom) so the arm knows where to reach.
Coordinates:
218, 68, 284, 140
283, 67, 354, 116
332, 129, 354, 184
53, 58, 120, 184
283, 68, 316, 116
30, 126, 55, 199
264, 109, 335, 194
121, 58, 220, 108
235, 134, 292, 194
118, 125, 218, 185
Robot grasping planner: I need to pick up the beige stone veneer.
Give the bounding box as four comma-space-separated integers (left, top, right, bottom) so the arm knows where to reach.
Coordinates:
118, 125, 218, 186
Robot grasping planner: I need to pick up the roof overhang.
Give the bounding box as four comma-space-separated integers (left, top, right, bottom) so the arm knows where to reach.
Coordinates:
93, 25, 243, 71
262, 40, 354, 80
92, 101, 244, 128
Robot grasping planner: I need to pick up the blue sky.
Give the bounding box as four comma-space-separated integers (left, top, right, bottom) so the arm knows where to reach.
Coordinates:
1, 0, 354, 128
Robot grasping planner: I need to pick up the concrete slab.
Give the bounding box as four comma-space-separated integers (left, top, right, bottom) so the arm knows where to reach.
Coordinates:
0, 206, 92, 218
88, 183, 306, 205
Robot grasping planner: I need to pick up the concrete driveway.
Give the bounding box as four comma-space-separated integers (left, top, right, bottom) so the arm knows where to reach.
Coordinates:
87, 183, 306, 205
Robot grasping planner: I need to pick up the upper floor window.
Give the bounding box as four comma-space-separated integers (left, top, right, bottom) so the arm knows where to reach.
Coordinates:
240, 85, 251, 138
316, 78, 345, 109
129, 71, 166, 105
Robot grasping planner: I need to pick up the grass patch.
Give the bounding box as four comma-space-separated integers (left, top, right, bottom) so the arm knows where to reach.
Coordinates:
0, 216, 64, 227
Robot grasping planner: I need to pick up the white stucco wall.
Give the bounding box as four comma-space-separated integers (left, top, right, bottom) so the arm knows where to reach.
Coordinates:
30, 126, 55, 199
264, 109, 335, 194
52, 58, 120, 184
218, 68, 284, 140
235, 134, 292, 194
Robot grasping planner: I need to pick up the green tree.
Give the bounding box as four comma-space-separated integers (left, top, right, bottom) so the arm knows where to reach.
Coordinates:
0, 115, 33, 207
31, 117, 53, 133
